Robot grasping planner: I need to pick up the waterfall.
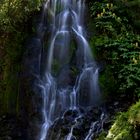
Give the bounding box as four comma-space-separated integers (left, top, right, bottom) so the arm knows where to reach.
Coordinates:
34, 0, 101, 139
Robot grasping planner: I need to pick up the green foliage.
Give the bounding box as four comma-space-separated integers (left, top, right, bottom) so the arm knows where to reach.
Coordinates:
0, 0, 42, 114
96, 34, 140, 95
99, 66, 118, 100
125, 0, 140, 32
89, 0, 140, 98
88, 1, 140, 139
90, 1, 132, 37
0, 0, 42, 32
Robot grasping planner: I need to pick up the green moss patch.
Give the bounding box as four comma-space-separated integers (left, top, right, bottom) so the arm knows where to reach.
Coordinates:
106, 101, 140, 140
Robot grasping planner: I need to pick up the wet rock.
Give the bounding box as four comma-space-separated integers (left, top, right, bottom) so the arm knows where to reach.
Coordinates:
63, 109, 79, 124
86, 107, 102, 121
73, 125, 85, 136
46, 106, 106, 140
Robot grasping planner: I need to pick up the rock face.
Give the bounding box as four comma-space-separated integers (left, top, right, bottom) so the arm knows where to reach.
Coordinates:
45, 96, 133, 140
46, 107, 106, 140
0, 92, 133, 140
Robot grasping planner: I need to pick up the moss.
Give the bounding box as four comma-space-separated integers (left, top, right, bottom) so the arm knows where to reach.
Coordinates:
128, 101, 140, 125
106, 100, 140, 140
106, 113, 133, 140
96, 131, 107, 140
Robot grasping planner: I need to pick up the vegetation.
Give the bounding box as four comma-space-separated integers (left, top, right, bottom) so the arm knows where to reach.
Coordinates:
0, 0, 42, 114
88, 0, 140, 139
0, 0, 140, 139
89, 0, 140, 99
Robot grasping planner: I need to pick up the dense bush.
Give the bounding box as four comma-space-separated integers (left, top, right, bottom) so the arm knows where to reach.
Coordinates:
88, 1, 140, 139
89, 0, 140, 99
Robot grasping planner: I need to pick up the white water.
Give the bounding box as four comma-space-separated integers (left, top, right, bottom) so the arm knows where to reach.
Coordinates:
65, 115, 82, 140
36, 0, 101, 139
85, 112, 106, 140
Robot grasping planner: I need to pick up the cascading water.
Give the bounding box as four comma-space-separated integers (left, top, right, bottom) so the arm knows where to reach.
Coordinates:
35, 0, 102, 139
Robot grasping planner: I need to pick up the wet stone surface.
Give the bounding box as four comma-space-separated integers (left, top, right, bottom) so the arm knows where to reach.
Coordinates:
47, 107, 106, 140
0, 96, 132, 140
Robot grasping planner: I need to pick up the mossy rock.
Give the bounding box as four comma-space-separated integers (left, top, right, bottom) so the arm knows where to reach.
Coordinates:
128, 101, 140, 125
106, 100, 140, 140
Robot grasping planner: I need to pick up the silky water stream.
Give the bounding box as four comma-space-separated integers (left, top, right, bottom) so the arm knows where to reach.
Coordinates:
32, 0, 106, 139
